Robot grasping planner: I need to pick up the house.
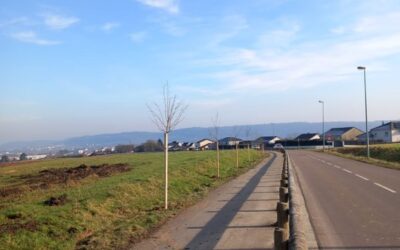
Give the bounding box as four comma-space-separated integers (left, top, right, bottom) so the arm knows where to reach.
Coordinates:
295, 133, 320, 141
254, 136, 281, 144
26, 154, 47, 160
168, 141, 183, 151
182, 142, 196, 151
195, 139, 214, 150
239, 140, 253, 148
358, 121, 400, 143
218, 137, 242, 147
324, 127, 363, 141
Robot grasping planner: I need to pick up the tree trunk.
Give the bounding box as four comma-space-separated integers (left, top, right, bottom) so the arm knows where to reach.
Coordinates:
164, 132, 169, 210
247, 144, 250, 162
216, 141, 220, 178
236, 143, 239, 168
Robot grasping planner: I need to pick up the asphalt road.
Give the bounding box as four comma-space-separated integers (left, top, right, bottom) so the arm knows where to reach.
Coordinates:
290, 150, 400, 250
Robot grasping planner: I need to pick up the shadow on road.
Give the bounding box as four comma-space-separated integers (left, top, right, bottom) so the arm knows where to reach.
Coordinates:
312, 247, 400, 249
184, 153, 277, 249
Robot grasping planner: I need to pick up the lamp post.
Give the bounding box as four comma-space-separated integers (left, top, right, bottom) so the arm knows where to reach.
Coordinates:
357, 66, 370, 158
318, 100, 325, 151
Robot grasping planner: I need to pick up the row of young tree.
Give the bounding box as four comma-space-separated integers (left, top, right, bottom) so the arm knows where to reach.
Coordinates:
147, 84, 257, 210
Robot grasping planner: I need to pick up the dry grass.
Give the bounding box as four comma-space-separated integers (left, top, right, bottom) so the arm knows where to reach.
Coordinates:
324, 144, 400, 170
0, 150, 267, 249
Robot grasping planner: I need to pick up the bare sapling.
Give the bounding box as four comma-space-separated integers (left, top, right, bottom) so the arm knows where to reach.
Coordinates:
245, 127, 251, 162
232, 126, 242, 168
147, 84, 188, 210
210, 113, 221, 178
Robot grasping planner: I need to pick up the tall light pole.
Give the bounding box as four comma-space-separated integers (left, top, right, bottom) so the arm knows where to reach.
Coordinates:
318, 100, 325, 151
357, 66, 370, 158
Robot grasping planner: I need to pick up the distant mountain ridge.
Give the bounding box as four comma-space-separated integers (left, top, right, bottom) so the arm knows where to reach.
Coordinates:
0, 121, 385, 152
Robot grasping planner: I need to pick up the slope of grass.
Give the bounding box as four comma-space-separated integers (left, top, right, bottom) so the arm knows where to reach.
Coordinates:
324, 143, 400, 170
0, 149, 267, 249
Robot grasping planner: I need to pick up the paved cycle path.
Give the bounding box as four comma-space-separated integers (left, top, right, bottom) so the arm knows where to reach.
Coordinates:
132, 152, 283, 250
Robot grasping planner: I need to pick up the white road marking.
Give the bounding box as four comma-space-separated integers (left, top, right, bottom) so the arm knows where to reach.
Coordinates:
309, 154, 397, 195
374, 183, 397, 193
355, 174, 369, 181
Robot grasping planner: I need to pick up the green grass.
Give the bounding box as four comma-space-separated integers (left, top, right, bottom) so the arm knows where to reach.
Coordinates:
324, 143, 400, 170
0, 149, 267, 250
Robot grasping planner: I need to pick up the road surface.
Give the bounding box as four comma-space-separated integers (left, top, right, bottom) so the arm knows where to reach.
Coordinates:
132, 153, 283, 250
290, 150, 400, 249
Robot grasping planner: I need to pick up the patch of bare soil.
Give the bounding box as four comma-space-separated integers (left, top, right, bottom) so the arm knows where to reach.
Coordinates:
0, 163, 130, 198
0, 220, 38, 234
44, 194, 69, 206
25, 163, 130, 184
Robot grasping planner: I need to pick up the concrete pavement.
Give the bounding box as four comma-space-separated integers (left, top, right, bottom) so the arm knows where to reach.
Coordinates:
132, 153, 283, 250
290, 150, 400, 249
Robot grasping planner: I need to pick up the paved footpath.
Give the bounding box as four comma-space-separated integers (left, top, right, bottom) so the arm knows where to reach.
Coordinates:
132, 153, 283, 250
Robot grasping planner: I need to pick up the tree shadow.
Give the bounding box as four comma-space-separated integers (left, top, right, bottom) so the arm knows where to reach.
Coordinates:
184, 153, 277, 249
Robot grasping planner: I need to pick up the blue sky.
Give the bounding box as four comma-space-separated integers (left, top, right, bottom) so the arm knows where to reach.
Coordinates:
1, 0, 400, 142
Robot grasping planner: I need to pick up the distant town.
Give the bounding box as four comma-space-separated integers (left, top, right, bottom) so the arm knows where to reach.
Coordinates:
1, 121, 398, 163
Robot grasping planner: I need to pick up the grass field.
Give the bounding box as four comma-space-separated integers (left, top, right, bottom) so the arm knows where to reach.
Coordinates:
0, 149, 267, 250
325, 143, 400, 170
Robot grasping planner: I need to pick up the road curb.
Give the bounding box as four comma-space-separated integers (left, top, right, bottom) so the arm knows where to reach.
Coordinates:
287, 152, 319, 249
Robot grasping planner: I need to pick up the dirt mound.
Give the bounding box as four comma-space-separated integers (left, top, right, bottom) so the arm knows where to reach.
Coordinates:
26, 163, 130, 185
44, 194, 68, 206
0, 186, 22, 198
0, 220, 37, 234
0, 163, 130, 198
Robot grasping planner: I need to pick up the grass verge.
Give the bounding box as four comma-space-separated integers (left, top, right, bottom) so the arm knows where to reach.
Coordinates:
0, 149, 267, 249
323, 146, 400, 170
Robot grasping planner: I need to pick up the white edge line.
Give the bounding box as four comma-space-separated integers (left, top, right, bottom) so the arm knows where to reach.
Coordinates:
333, 165, 341, 169
343, 169, 352, 174
355, 174, 369, 181
374, 182, 397, 193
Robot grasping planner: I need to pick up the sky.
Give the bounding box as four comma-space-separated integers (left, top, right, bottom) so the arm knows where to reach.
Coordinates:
1, 0, 400, 143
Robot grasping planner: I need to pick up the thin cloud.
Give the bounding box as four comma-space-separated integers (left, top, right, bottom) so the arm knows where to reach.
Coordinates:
10, 31, 60, 45
162, 21, 185, 36
0, 17, 32, 28
102, 22, 120, 31
209, 15, 248, 46
136, 0, 179, 14
130, 31, 147, 43
42, 14, 79, 30
191, 12, 400, 94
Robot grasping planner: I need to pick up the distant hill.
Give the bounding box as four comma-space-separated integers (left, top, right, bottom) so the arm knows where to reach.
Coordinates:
0, 121, 385, 152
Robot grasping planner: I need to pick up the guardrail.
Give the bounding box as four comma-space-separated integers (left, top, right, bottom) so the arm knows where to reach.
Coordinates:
274, 150, 308, 250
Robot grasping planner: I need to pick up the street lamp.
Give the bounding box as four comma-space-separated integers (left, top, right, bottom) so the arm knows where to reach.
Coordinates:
357, 66, 370, 158
318, 100, 325, 151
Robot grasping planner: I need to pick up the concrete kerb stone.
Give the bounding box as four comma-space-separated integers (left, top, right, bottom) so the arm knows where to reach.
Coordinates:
274, 227, 288, 250
279, 187, 289, 203
287, 152, 311, 250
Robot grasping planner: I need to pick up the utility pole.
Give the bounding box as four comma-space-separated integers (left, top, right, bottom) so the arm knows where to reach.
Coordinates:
318, 100, 325, 151
357, 66, 370, 158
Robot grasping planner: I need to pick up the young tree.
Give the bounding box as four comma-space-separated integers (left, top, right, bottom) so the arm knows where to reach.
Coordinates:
19, 153, 28, 161
1, 155, 9, 163
232, 126, 242, 168
147, 84, 187, 210
210, 113, 221, 178
245, 127, 252, 162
